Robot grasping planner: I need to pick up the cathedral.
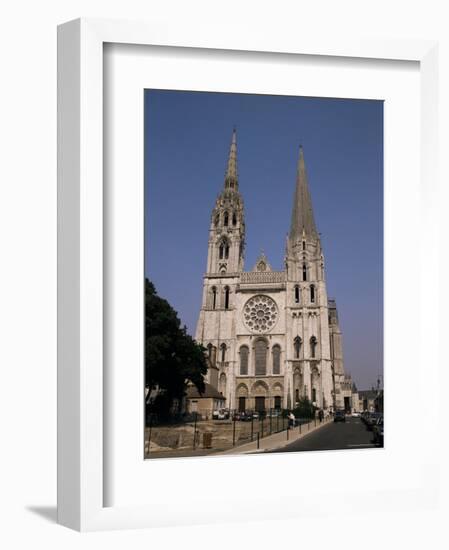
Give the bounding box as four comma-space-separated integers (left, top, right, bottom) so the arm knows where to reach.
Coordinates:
195, 129, 347, 413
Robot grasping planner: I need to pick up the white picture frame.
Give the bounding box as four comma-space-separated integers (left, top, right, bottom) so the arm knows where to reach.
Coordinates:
57, 17, 441, 531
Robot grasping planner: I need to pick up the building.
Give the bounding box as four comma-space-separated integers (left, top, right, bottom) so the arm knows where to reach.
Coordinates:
357, 390, 377, 413
374, 389, 384, 413
185, 382, 226, 419
339, 374, 361, 413
195, 129, 348, 413
184, 359, 227, 418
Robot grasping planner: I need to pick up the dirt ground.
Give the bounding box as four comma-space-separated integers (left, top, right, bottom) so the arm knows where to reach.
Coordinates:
144, 417, 288, 458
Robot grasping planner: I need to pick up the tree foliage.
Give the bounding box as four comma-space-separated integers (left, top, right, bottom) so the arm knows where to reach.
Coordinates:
293, 396, 316, 419
145, 279, 207, 416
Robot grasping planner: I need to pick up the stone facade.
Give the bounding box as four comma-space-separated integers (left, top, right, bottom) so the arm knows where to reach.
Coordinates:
195, 130, 348, 413
339, 373, 360, 413
357, 390, 378, 413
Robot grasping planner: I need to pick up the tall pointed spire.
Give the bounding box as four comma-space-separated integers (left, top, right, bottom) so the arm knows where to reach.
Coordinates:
224, 128, 238, 190
289, 146, 318, 242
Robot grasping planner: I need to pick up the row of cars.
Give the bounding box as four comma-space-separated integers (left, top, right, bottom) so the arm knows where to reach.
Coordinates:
212, 408, 259, 421
212, 408, 283, 421
231, 411, 261, 421
334, 410, 364, 422
361, 411, 384, 446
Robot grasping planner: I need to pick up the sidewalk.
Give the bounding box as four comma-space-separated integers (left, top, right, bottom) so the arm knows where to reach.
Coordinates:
216, 415, 333, 455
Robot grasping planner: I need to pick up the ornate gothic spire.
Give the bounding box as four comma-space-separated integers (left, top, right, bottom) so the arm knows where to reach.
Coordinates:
289, 146, 318, 242
224, 128, 238, 190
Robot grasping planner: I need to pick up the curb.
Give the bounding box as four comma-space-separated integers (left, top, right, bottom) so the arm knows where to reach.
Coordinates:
216, 416, 333, 455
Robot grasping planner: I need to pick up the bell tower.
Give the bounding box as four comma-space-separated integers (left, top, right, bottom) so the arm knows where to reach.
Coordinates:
285, 146, 333, 410
285, 145, 323, 283
195, 129, 246, 400
205, 128, 245, 275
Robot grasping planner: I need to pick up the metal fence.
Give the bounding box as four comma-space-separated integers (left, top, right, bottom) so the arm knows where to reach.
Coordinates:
145, 409, 328, 456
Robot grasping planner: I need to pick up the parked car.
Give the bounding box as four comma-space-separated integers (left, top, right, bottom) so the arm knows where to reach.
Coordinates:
213, 408, 229, 420
372, 417, 384, 445
361, 411, 371, 424
351, 411, 360, 417
334, 410, 346, 422
365, 412, 383, 431
234, 411, 251, 421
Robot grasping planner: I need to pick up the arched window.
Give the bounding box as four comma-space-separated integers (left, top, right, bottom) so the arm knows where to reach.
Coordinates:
312, 387, 317, 403
302, 240, 306, 251
310, 284, 315, 303
240, 346, 249, 375
219, 239, 229, 260
220, 343, 227, 362
208, 344, 217, 365
294, 336, 302, 359
255, 339, 267, 376
232, 213, 237, 226
224, 212, 229, 226
310, 336, 317, 358
294, 285, 300, 304
219, 373, 227, 396
224, 286, 230, 310
211, 287, 217, 309
302, 264, 307, 281
272, 345, 281, 375
214, 214, 220, 227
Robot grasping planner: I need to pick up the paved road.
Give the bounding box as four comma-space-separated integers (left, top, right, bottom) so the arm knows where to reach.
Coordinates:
267, 416, 381, 453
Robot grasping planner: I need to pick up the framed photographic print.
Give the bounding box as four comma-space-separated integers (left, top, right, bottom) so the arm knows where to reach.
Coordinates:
58, 17, 441, 531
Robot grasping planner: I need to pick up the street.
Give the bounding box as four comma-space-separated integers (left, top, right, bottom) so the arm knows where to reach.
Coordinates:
267, 416, 381, 453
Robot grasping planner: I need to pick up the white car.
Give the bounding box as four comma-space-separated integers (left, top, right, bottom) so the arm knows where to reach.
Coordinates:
212, 408, 228, 420
351, 411, 360, 417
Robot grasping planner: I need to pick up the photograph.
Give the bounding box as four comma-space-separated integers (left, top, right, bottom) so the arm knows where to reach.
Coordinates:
144, 90, 384, 459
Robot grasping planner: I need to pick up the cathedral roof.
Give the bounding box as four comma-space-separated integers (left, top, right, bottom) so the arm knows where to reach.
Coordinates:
186, 383, 226, 400
289, 146, 318, 242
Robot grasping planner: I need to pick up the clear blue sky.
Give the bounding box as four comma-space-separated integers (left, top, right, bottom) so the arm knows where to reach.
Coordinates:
144, 90, 383, 391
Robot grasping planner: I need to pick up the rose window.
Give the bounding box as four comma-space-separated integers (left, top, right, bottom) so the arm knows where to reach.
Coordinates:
243, 295, 278, 333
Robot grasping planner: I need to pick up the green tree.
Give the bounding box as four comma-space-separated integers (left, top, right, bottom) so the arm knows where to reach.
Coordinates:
145, 279, 207, 419
293, 396, 315, 419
